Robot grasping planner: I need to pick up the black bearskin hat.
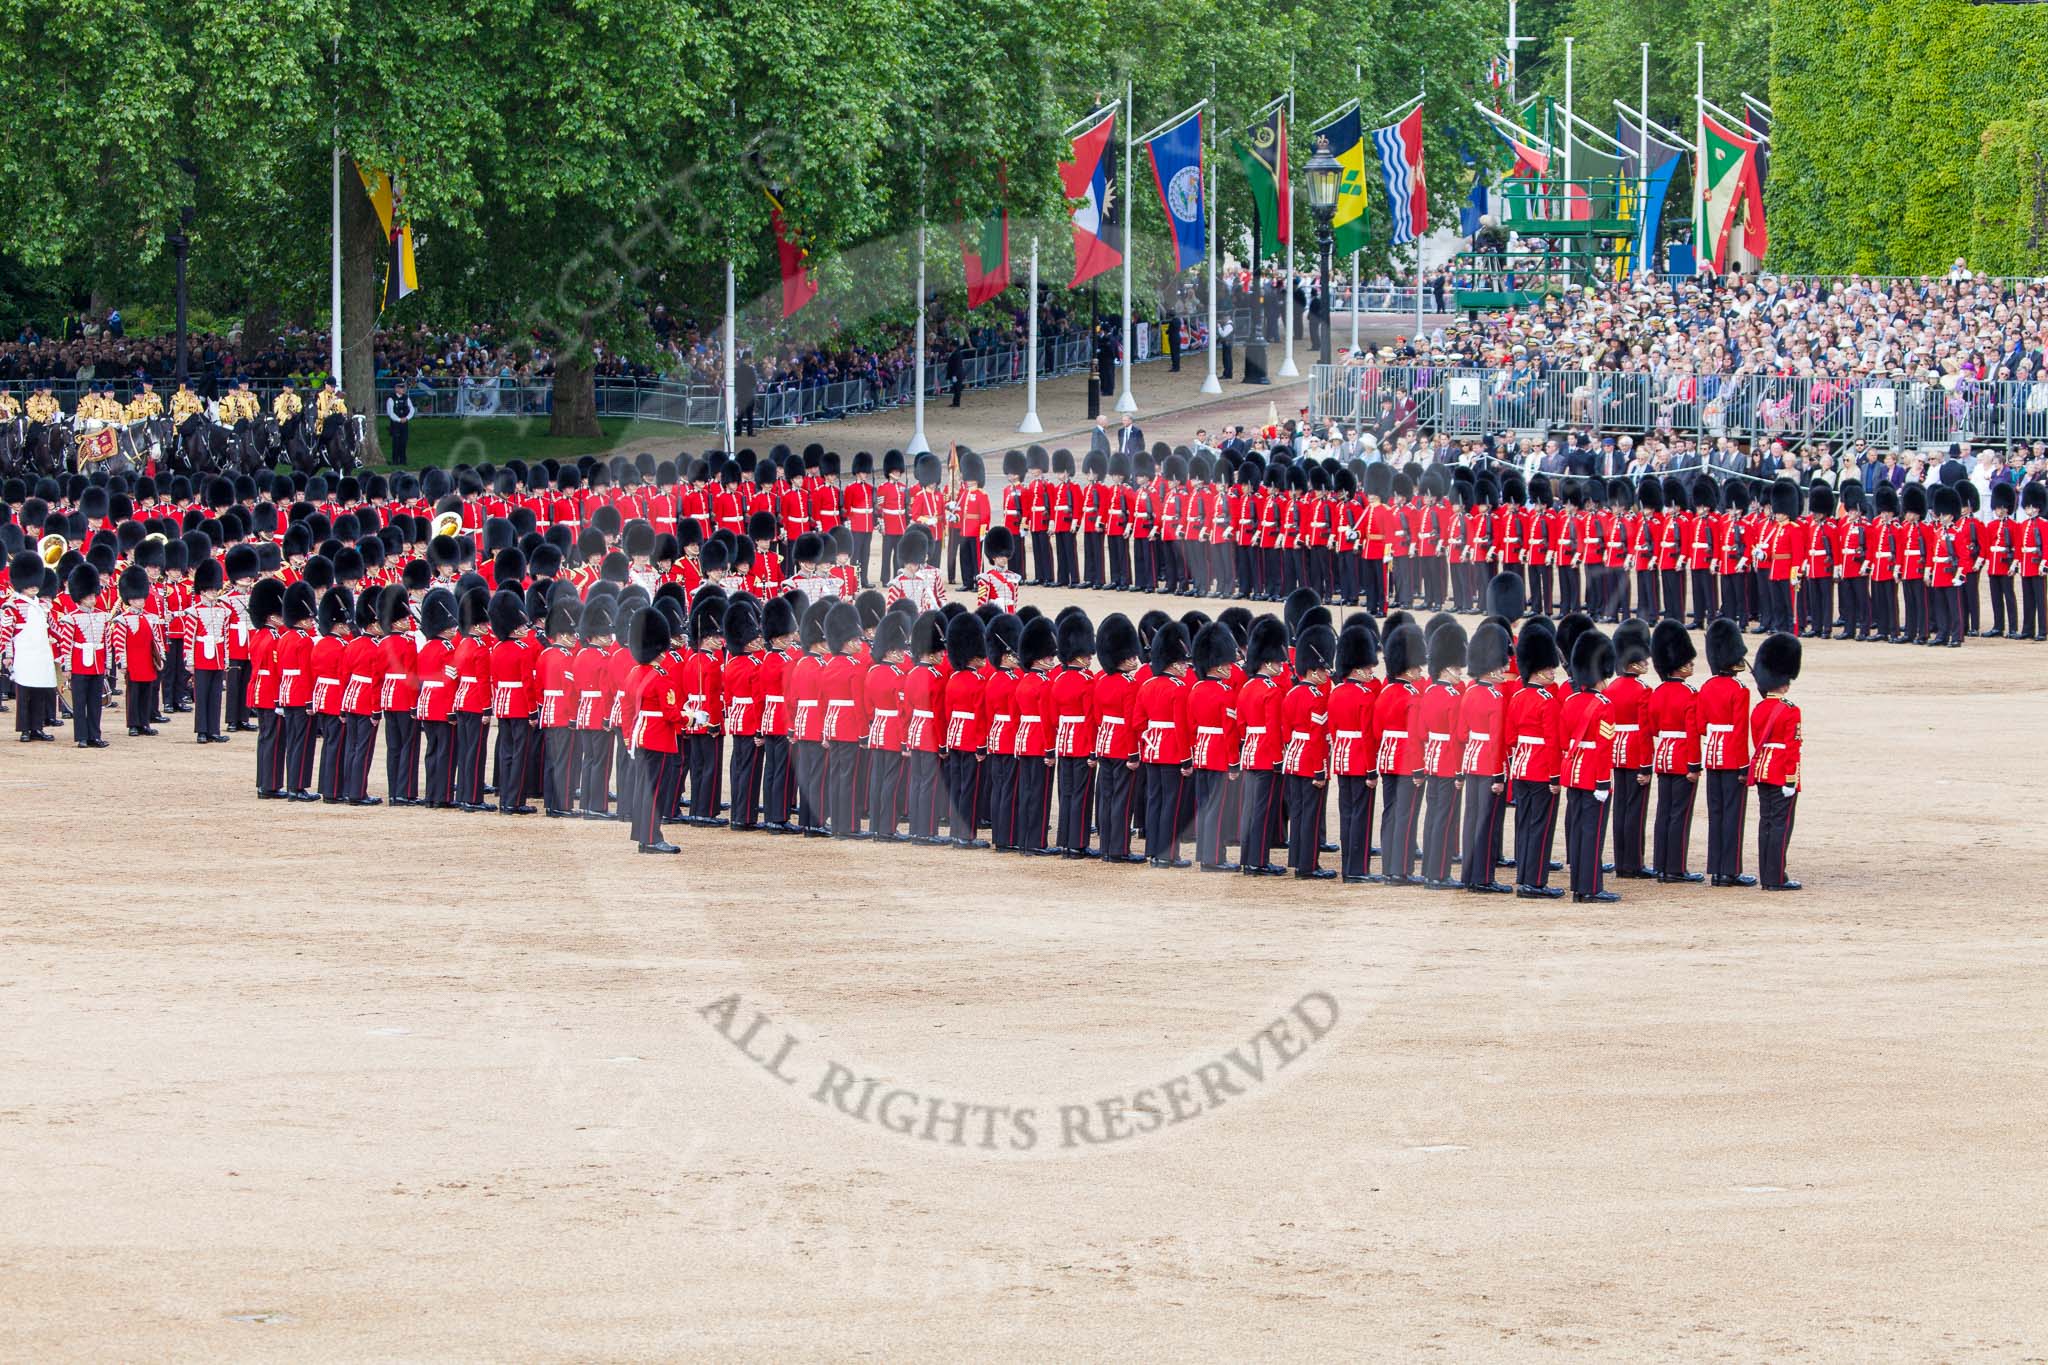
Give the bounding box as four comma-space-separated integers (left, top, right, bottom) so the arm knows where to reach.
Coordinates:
1705, 618, 1746, 675
1148, 620, 1190, 675
1096, 613, 1141, 671
1650, 620, 1695, 680
1753, 632, 1802, 695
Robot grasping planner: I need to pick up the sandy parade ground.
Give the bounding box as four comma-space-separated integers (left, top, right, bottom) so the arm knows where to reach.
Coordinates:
6, 360, 2048, 1360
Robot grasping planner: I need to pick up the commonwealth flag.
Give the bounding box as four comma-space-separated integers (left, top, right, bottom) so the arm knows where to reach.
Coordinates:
1234, 103, 1290, 255
356, 165, 419, 310
1320, 108, 1368, 257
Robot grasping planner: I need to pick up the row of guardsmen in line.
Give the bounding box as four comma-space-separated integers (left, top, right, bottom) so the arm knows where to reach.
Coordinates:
114, 553, 1803, 900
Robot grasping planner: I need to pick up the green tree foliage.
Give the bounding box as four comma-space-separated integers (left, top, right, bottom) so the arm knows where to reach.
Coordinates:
0, 0, 1499, 442
1768, 0, 2048, 273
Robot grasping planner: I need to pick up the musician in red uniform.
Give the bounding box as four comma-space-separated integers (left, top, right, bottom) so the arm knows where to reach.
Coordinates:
1278, 624, 1336, 879
1697, 618, 1754, 887
1560, 631, 1618, 902
1506, 623, 1564, 898
1185, 621, 1242, 872
1050, 615, 1098, 857
1749, 633, 1804, 891
1457, 622, 1514, 894
183, 557, 233, 744
110, 565, 164, 737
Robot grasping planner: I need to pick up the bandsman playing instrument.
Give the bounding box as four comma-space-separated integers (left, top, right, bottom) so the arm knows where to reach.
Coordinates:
0, 390, 20, 422
24, 388, 61, 425
273, 383, 303, 427
126, 382, 163, 424
170, 384, 205, 423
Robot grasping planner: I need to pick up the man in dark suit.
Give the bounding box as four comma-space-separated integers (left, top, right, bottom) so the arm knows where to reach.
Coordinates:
1117, 414, 1145, 455
1088, 416, 1112, 459
946, 344, 967, 407
1938, 444, 1968, 486
734, 352, 757, 436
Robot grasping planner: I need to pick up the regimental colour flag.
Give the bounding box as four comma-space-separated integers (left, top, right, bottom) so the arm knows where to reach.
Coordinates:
1695, 112, 1767, 273
963, 211, 1010, 308
1060, 112, 1123, 288
1234, 104, 1290, 255
764, 186, 819, 318
1322, 108, 1370, 257
1144, 111, 1206, 272
356, 165, 419, 310
1372, 105, 1428, 246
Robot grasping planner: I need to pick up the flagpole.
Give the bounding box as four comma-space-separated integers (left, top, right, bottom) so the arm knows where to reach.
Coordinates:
1202, 115, 1220, 395
901, 201, 925, 458
1279, 74, 1299, 379
1416, 73, 1426, 345
723, 259, 737, 454
1563, 37, 1574, 187
1695, 42, 1706, 275
330, 139, 342, 382
1020, 238, 1044, 432
1507, 0, 1519, 105
1640, 43, 1652, 276
1116, 78, 1137, 413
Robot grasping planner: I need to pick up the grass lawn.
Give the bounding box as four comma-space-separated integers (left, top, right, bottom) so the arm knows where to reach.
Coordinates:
371, 417, 687, 474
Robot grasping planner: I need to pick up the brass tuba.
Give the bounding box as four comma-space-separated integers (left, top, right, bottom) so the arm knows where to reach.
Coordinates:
431, 510, 464, 540
39, 532, 67, 566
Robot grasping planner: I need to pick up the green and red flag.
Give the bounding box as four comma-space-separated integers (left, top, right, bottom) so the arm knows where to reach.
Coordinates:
764, 186, 819, 318
963, 211, 1010, 308
1695, 112, 1767, 272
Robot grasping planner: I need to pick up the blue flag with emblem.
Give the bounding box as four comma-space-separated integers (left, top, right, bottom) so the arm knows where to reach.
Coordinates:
1144, 110, 1206, 272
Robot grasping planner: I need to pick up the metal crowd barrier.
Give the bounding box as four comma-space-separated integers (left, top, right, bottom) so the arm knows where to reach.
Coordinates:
1309, 363, 2048, 453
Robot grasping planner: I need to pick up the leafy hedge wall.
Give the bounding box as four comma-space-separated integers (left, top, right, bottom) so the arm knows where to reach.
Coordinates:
1768, 0, 2048, 273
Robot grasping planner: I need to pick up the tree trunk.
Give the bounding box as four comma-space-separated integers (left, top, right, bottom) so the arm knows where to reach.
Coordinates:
241, 302, 280, 357
549, 356, 600, 437
340, 155, 384, 465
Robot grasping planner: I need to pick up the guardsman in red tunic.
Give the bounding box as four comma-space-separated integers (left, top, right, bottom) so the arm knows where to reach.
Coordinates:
531, 601, 580, 816
816, 600, 867, 838
486, 590, 537, 814
1233, 616, 1291, 876
310, 586, 354, 802
1697, 618, 1753, 887
875, 451, 910, 582
1748, 632, 1804, 891
1647, 619, 1702, 884
1955, 480, 1983, 637
1926, 483, 1966, 648
337, 591, 386, 804
1326, 624, 1380, 884
941, 611, 990, 847
1869, 484, 1901, 640
1047, 614, 1098, 856
843, 452, 877, 583
2019, 483, 2046, 640
1415, 623, 1467, 889
449, 587, 496, 811
375, 584, 422, 806
622, 605, 682, 854
412, 588, 460, 807
899, 611, 948, 843
246, 577, 288, 793
1186, 621, 1243, 872
1898, 483, 1929, 642
1604, 620, 1655, 880
1105, 455, 1135, 590
1373, 623, 1428, 885
1009, 616, 1059, 853
1685, 479, 1720, 629
1834, 483, 1871, 640
1279, 625, 1336, 879
1560, 631, 1618, 903
1089, 614, 1144, 862
1079, 451, 1110, 588
1984, 482, 2020, 638
1457, 622, 1514, 894
1799, 483, 1836, 639
1506, 623, 1564, 898
1132, 620, 1194, 867
111, 565, 164, 737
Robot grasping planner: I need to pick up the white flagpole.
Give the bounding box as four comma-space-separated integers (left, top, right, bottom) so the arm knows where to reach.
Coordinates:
1020, 238, 1044, 432
1416, 75, 1426, 344
1563, 37, 1574, 186
330, 140, 343, 381
1116, 78, 1137, 413
1279, 76, 1299, 378
909, 209, 929, 455
1695, 42, 1706, 272
1202, 115, 1220, 395
1640, 43, 1652, 276
1507, 0, 1519, 104
723, 259, 737, 453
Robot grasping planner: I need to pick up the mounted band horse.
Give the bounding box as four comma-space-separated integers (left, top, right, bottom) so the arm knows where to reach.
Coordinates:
174, 414, 268, 478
